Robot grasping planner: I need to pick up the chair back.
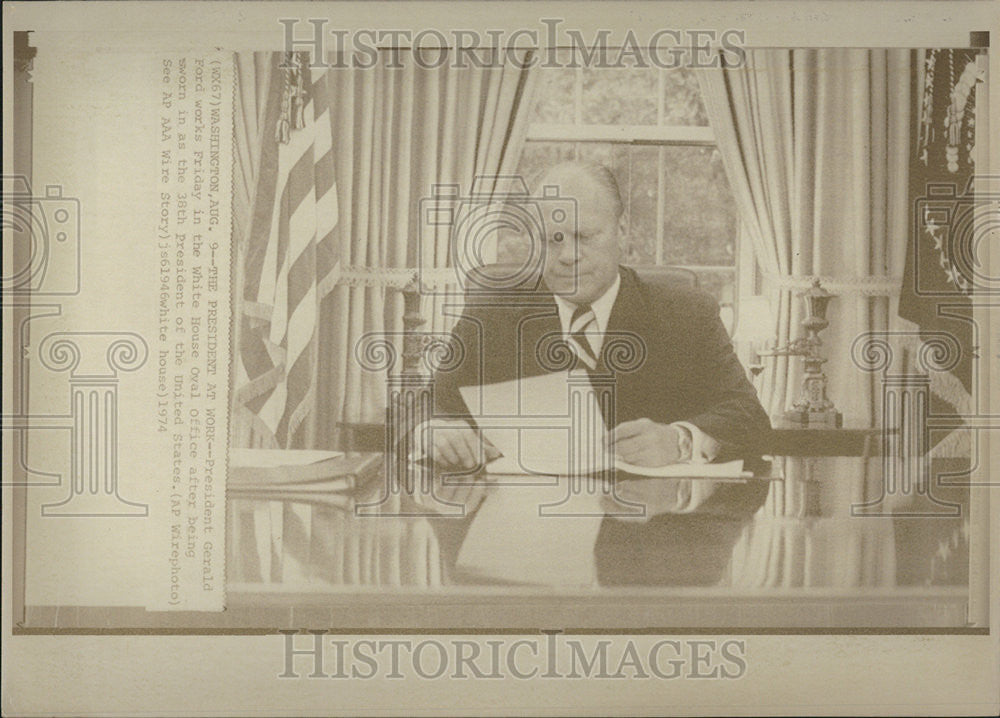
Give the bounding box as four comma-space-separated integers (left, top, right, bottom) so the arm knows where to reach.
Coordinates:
629, 264, 699, 289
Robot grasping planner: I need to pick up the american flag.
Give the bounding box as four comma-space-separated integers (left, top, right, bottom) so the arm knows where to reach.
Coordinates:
898, 49, 979, 437
236, 52, 339, 448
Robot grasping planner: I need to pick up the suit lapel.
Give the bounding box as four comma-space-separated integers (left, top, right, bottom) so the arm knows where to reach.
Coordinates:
514, 268, 659, 379
604, 267, 687, 424
606, 266, 650, 344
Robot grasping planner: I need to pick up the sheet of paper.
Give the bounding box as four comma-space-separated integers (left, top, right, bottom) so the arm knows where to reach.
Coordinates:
456, 479, 605, 586
460, 371, 611, 476
616, 459, 746, 478
463, 374, 746, 478
228, 448, 345, 468
459, 370, 577, 418
486, 453, 746, 479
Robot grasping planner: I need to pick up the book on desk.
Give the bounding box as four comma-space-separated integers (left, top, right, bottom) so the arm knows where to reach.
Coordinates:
228, 449, 383, 506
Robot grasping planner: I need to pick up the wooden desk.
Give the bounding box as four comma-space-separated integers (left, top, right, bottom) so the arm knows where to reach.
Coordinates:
755, 427, 882, 457
20, 452, 974, 631
341, 421, 886, 458
16, 420, 974, 632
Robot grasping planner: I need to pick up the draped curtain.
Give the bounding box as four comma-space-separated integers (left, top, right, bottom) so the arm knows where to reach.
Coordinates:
320, 49, 538, 446
231, 49, 538, 449
699, 49, 912, 586
228, 50, 537, 587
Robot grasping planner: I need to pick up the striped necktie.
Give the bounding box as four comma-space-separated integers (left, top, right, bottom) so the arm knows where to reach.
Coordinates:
568, 304, 599, 370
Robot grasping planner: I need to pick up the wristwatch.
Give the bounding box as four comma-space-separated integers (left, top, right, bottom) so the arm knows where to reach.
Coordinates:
671, 422, 694, 462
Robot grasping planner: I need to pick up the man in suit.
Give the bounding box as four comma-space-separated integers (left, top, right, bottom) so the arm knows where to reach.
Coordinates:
415, 160, 770, 585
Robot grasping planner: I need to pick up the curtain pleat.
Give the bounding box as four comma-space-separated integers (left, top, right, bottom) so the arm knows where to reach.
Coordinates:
231, 49, 537, 447
313, 49, 538, 444
700, 49, 911, 586
700, 48, 911, 463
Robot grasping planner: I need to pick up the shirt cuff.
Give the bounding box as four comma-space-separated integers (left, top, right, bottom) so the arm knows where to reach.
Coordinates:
667, 422, 722, 512
670, 421, 721, 464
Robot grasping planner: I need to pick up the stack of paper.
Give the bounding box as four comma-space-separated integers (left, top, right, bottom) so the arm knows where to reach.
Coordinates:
228, 449, 382, 507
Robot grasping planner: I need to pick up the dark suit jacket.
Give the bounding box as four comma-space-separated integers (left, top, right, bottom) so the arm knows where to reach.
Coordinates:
427, 265, 771, 585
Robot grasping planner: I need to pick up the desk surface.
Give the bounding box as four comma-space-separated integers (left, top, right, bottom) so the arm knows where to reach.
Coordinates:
18, 455, 973, 631
756, 427, 881, 456
339, 421, 885, 458
226, 454, 969, 600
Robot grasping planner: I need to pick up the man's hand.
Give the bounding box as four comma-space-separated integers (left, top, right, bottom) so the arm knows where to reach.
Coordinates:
419, 419, 501, 470
607, 418, 683, 467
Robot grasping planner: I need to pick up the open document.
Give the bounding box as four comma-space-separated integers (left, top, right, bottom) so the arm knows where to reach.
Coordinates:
458, 372, 746, 479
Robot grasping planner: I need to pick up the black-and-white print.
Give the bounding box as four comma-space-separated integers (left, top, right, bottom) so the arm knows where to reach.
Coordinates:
4, 4, 998, 716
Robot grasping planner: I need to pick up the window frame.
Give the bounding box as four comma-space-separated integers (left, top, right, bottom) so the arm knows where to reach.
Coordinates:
521, 55, 742, 330
525, 124, 715, 145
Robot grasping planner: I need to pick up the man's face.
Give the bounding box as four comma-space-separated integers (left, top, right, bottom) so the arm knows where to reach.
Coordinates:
539, 172, 623, 305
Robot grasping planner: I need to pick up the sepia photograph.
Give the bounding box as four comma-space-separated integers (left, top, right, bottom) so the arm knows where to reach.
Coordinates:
216, 40, 987, 627
3, 1, 999, 715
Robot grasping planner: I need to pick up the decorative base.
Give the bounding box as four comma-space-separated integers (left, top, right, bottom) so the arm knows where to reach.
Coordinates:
777, 408, 843, 429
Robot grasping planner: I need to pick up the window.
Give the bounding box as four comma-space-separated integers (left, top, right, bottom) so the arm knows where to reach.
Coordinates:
503, 50, 739, 319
